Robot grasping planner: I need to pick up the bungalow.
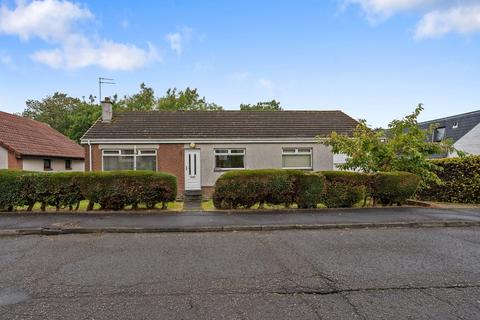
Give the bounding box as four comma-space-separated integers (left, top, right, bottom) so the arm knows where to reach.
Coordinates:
0, 111, 84, 171
419, 110, 480, 157
80, 99, 358, 197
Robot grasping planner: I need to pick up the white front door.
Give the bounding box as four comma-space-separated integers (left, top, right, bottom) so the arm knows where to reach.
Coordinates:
184, 149, 201, 191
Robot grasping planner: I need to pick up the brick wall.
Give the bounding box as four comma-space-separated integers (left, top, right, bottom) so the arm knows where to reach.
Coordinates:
8, 151, 22, 169
158, 144, 185, 197
202, 186, 215, 199
84, 145, 102, 171
86, 144, 185, 197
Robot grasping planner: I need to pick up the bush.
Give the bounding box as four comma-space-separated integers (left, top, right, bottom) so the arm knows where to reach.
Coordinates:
320, 171, 370, 208
416, 156, 480, 203
371, 172, 420, 206
213, 169, 325, 209
0, 170, 177, 211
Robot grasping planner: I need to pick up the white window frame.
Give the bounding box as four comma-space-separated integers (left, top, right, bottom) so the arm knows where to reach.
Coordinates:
282, 147, 313, 170
102, 147, 158, 171
214, 149, 246, 171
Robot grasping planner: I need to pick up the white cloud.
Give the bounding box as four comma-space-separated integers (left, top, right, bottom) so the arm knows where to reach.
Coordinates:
415, 5, 480, 38
165, 32, 182, 55
344, 0, 480, 38
31, 35, 160, 70
0, 0, 160, 70
0, 0, 92, 41
258, 78, 274, 91
165, 26, 193, 55
0, 51, 13, 66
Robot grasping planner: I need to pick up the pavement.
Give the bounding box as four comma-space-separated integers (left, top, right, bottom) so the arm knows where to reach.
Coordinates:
0, 207, 480, 235
1, 227, 479, 319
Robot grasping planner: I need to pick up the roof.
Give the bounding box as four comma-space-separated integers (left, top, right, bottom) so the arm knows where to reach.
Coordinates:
0, 111, 84, 159
419, 110, 480, 143
81, 110, 359, 141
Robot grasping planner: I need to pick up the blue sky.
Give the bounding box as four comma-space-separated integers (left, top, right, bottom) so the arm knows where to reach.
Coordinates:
1, 0, 479, 127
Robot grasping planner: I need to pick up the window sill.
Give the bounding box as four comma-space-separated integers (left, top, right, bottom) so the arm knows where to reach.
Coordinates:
282, 167, 313, 171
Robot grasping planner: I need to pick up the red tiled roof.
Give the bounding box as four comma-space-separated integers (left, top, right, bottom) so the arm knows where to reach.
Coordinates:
0, 111, 84, 159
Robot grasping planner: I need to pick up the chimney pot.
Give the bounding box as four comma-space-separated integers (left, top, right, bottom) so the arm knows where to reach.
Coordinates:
101, 97, 113, 123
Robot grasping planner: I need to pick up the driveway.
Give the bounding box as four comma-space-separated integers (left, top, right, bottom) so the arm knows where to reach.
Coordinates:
1, 227, 480, 319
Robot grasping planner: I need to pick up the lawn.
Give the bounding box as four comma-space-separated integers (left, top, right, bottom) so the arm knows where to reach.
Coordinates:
202, 200, 328, 211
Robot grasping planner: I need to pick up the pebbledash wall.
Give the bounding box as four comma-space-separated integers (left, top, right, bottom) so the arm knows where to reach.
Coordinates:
84, 142, 336, 198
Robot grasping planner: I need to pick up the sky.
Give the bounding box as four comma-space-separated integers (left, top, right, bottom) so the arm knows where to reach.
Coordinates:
0, 0, 479, 128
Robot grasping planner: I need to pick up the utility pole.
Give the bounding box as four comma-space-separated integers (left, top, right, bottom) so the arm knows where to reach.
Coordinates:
98, 77, 115, 103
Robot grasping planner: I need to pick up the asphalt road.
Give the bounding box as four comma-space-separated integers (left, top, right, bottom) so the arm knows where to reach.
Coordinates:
1, 228, 480, 319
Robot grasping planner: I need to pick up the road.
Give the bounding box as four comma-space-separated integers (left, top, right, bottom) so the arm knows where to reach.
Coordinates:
1, 228, 480, 319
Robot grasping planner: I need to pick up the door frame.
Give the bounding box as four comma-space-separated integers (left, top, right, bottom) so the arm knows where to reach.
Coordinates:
184, 149, 201, 191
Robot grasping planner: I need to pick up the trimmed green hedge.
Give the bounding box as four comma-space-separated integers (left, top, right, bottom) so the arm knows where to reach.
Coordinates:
320, 171, 370, 208
417, 156, 480, 203
0, 170, 177, 211
371, 172, 420, 206
213, 169, 420, 209
213, 169, 325, 209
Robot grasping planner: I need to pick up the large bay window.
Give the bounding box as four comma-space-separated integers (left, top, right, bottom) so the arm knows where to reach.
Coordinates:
102, 149, 157, 171
215, 149, 245, 170
282, 147, 312, 169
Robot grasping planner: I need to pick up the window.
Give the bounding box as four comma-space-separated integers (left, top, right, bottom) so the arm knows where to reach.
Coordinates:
43, 159, 52, 170
65, 159, 72, 170
102, 149, 157, 171
214, 149, 245, 170
452, 122, 459, 129
282, 148, 312, 169
433, 127, 446, 142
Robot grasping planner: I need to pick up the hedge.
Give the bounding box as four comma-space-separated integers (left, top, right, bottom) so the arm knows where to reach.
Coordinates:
320, 171, 370, 208
416, 156, 480, 203
371, 172, 420, 206
0, 170, 177, 211
213, 169, 325, 209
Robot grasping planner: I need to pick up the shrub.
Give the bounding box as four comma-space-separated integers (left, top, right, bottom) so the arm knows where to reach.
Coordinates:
416, 156, 480, 203
320, 171, 370, 208
213, 169, 325, 209
0, 170, 177, 211
371, 172, 420, 206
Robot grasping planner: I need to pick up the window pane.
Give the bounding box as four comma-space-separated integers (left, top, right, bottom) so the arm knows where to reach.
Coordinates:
230, 149, 245, 154
103, 156, 134, 171
215, 155, 244, 169
282, 155, 311, 168
297, 148, 311, 153
215, 149, 228, 154
103, 150, 119, 155
139, 150, 156, 155
434, 127, 446, 142
136, 156, 156, 171
282, 148, 296, 153
121, 149, 135, 155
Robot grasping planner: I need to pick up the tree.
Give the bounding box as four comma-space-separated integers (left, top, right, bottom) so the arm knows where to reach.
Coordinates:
322, 104, 455, 184
157, 87, 223, 111
23, 93, 82, 136
240, 100, 282, 111
115, 83, 157, 111
22, 92, 100, 143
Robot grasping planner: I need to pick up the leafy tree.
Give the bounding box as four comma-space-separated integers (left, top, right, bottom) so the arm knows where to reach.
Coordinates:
22, 92, 100, 143
115, 83, 157, 111
157, 87, 223, 111
240, 100, 282, 111
322, 104, 455, 184
23, 93, 82, 136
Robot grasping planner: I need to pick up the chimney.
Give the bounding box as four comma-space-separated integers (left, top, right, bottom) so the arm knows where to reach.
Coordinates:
101, 97, 113, 123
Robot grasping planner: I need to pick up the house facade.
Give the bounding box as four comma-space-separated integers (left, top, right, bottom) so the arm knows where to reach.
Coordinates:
0, 111, 84, 171
419, 110, 480, 157
81, 99, 358, 197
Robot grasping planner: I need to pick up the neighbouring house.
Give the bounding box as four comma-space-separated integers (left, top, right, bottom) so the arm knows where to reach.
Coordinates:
0, 111, 85, 171
419, 110, 480, 157
80, 99, 358, 198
